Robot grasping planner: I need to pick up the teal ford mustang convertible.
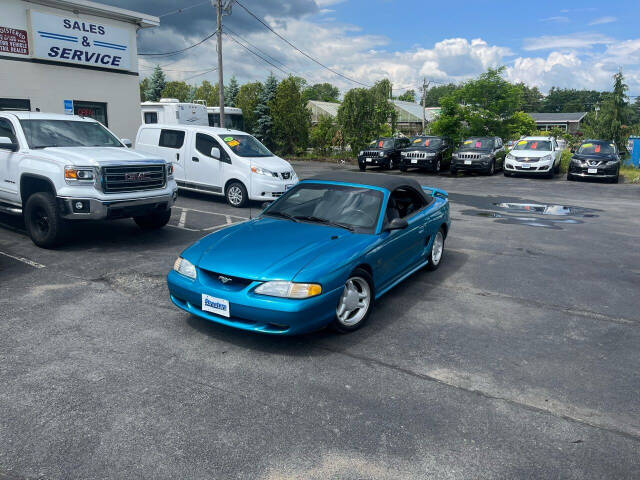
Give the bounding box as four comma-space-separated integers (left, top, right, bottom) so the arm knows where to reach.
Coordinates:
167, 172, 450, 334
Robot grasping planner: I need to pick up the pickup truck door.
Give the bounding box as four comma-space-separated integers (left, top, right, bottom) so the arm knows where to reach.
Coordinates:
186, 132, 224, 194
0, 118, 20, 204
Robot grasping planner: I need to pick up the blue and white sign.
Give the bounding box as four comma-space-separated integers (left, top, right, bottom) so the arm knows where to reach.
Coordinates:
29, 10, 131, 70
63, 99, 73, 114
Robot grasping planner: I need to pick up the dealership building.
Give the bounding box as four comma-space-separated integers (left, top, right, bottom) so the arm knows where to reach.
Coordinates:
0, 0, 158, 140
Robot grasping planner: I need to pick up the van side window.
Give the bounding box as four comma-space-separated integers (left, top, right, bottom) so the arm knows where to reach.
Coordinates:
196, 133, 222, 157
144, 112, 158, 124
159, 129, 185, 149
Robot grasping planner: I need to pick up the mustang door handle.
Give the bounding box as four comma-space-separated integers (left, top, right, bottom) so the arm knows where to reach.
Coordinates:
192, 157, 199, 162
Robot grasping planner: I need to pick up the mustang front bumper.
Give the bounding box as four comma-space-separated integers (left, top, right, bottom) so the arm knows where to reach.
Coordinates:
167, 270, 344, 335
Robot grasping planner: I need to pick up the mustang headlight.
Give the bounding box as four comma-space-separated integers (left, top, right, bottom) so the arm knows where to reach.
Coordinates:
64, 166, 96, 183
254, 281, 322, 299
173, 257, 197, 279
251, 166, 275, 177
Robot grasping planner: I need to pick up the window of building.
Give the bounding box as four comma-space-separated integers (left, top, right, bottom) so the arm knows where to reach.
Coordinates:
74, 101, 108, 126
0, 98, 31, 111
144, 112, 158, 124
159, 129, 185, 149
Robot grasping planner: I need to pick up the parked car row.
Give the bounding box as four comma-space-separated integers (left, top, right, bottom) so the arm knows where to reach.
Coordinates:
357, 134, 621, 183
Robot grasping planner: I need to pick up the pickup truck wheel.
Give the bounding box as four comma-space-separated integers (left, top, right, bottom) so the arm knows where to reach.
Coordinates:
24, 192, 67, 248
226, 181, 248, 208
426, 228, 445, 271
332, 268, 374, 333
134, 209, 172, 230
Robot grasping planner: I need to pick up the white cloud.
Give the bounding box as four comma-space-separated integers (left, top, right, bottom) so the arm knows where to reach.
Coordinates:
523, 33, 614, 51
540, 16, 570, 23
588, 16, 617, 26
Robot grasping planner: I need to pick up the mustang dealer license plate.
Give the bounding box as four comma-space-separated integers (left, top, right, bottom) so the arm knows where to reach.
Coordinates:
202, 294, 230, 317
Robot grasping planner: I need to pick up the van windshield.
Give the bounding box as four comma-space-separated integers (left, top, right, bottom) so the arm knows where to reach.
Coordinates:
19, 120, 122, 149
221, 134, 272, 157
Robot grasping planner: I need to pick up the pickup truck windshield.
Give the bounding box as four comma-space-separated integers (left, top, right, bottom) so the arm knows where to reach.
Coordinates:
19, 120, 123, 149
221, 134, 272, 157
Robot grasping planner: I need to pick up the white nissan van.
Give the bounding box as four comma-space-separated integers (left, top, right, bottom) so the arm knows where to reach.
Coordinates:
135, 124, 298, 207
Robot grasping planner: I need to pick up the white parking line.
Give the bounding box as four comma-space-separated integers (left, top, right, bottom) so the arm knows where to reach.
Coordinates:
173, 206, 247, 220
202, 220, 245, 232
178, 209, 188, 228
0, 250, 45, 269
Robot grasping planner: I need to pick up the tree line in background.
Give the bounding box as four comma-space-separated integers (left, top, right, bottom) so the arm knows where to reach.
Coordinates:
140, 64, 640, 156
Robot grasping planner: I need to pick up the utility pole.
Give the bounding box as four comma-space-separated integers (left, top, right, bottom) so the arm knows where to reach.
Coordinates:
216, 0, 225, 127
421, 78, 430, 134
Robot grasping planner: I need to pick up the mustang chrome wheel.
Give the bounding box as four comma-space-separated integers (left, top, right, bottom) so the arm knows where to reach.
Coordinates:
336, 276, 371, 327
431, 230, 444, 265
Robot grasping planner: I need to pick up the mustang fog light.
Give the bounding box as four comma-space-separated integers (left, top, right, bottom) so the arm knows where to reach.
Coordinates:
174, 257, 197, 279
255, 281, 322, 299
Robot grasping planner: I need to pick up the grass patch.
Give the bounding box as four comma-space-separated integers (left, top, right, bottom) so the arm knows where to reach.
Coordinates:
620, 166, 640, 184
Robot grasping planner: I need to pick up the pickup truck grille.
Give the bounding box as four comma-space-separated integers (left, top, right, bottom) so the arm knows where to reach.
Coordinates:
102, 165, 166, 193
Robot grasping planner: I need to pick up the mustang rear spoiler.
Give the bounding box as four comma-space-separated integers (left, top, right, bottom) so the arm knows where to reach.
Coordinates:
421, 186, 448, 199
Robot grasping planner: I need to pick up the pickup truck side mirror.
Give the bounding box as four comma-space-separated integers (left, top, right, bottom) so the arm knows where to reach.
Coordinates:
0, 136, 18, 152
386, 217, 408, 231
210, 147, 221, 159
120, 138, 132, 148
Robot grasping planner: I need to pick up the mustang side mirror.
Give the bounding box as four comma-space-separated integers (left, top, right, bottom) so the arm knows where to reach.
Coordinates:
210, 147, 221, 159
387, 217, 408, 231
120, 138, 132, 148
0, 136, 18, 152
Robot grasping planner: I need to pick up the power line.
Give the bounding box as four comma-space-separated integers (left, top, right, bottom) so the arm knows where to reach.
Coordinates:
158, 0, 210, 18
234, 0, 370, 88
139, 28, 218, 56
223, 31, 297, 78
183, 66, 218, 82
223, 25, 291, 71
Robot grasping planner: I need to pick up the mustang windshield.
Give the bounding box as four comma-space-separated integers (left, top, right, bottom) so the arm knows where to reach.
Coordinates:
460, 138, 494, 150
578, 141, 615, 155
265, 183, 383, 233
221, 134, 272, 157
513, 140, 552, 151
19, 120, 123, 149
410, 137, 442, 148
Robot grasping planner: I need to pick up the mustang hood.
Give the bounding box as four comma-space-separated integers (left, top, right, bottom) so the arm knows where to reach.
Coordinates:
191, 217, 374, 281
31, 147, 165, 166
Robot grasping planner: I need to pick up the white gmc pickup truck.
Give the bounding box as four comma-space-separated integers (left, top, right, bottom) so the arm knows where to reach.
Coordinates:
0, 112, 178, 247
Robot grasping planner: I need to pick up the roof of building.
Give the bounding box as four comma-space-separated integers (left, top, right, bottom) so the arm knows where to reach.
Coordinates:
305, 171, 426, 194
307, 100, 441, 124
307, 100, 340, 118
28, 0, 159, 28
528, 112, 587, 122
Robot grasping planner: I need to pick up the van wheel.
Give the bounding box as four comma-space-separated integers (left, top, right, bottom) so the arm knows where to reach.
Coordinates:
24, 192, 67, 248
134, 209, 172, 230
226, 181, 248, 208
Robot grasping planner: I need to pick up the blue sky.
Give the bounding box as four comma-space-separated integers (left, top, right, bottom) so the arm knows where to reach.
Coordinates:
101, 0, 640, 95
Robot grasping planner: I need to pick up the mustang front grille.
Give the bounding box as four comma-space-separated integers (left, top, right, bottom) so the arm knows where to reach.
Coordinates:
102, 165, 166, 193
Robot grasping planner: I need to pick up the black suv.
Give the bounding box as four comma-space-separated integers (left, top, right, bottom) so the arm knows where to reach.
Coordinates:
451, 136, 505, 175
567, 139, 621, 183
399, 136, 453, 173
358, 137, 411, 171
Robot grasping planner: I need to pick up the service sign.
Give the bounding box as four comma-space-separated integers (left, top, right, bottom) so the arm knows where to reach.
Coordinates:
0, 27, 29, 55
30, 10, 131, 71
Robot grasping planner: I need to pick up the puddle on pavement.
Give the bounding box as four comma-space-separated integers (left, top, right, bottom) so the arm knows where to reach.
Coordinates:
462, 202, 599, 229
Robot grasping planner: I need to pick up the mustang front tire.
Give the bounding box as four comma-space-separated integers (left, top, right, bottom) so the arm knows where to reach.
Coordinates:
426, 228, 445, 271
333, 268, 374, 333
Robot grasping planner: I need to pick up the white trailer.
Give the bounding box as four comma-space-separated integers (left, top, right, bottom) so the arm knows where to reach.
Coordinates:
141, 99, 208, 126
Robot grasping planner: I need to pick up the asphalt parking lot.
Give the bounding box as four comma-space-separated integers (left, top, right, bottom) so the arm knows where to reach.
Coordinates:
1, 161, 639, 479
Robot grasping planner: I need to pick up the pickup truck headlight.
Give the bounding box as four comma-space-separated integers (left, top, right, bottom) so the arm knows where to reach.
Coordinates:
173, 257, 197, 279
64, 166, 96, 184
167, 163, 174, 179
251, 166, 276, 177
254, 281, 322, 299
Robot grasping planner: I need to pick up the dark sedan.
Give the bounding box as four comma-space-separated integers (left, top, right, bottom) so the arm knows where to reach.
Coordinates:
358, 137, 411, 171
399, 136, 453, 173
450, 136, 505, 175
567, 140, 621, 183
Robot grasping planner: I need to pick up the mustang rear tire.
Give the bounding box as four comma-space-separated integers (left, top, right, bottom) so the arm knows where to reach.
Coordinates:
426, 228, 445, 271
332, 268, 374, 333
134, 209, 172, 230
24, 192, 68, 248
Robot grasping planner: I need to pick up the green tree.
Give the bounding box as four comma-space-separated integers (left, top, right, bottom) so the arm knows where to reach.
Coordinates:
516, 83, 544, 112
397, 89, 416, 102
225, 75, 240, 107
139, 77, 150, 102
506, 111, 537, 138
270, 76, 310, 155
144, 65, 167, 102
302, 82, 340, 103
371, 79, 397, 134
193, 80, 219, 107
430, 96, 464, 141
423, 83, 460, 107
161, 81, 191, 102
236, 81, 262, 134
309, 115, 338, 155
543, 87, 603, 112
254, 73, 278, 150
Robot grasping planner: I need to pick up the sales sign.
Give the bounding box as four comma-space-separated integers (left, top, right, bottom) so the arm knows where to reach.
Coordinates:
0, 27, 29, 55
29, 10, 131, 70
